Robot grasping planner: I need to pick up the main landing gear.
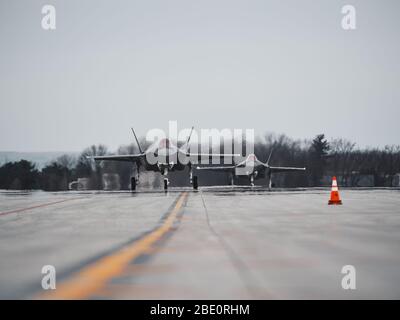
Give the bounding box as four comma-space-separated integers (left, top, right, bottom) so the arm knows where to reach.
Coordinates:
189, 167, 198, 190
192, 176, 198, 190
131, 165, 140, 191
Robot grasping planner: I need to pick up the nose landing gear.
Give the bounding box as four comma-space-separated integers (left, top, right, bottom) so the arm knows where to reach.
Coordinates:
229, 173, 235, 186
163, 178, 169, 190
268, 172, 273, 190
130, 177, 137, 191
162, 167, 169, 191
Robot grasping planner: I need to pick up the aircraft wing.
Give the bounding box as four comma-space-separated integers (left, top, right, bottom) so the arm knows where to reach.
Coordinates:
87, 154, 145, 162
267, 166, 306, 173
196, 165, 236, 172
187, 153, 240, 162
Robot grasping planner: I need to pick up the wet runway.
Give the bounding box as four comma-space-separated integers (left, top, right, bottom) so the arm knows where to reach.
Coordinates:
0, 188, 399, 299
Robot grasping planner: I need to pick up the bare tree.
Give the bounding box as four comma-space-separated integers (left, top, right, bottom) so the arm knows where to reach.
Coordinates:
329, 138, 356, 186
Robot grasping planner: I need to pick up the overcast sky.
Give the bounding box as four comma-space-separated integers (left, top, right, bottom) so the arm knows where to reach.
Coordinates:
0, 0, 399, 152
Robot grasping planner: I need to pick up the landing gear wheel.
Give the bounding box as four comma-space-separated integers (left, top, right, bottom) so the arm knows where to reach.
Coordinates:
268, 173, 272, 190
193, 176, 198, 190
164, 178, 168, 190
131, 177, 137, 191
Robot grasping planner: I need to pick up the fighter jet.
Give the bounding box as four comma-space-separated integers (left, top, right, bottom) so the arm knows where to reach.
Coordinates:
196, 151, 306, 188
88, 127, 238, 190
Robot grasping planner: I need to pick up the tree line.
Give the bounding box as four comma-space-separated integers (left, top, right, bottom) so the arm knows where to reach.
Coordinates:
0, 133, 399, 190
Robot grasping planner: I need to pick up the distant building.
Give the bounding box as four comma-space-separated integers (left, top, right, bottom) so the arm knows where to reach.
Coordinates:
69, 178, 90, 191
354, 174, 374, 187
323, 174, 375, 187
393, 174, 400, 187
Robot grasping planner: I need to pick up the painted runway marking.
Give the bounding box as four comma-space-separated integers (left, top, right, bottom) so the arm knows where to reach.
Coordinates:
199, 191, 276, 299
37, 191, 188, 299
0, 198, 84, 217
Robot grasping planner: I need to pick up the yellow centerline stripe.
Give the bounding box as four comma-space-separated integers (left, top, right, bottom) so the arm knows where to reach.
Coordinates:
37, 192, 187, 300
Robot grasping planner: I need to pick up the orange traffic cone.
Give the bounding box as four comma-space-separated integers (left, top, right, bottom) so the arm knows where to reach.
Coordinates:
328, 176, 342, 205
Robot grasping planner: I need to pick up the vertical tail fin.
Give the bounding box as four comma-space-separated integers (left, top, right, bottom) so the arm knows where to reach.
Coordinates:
131, 128, 144, 153
181, 126, 194, 153
266, 149, 273, 166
